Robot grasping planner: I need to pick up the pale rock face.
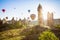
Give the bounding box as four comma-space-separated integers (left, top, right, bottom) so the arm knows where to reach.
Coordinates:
47, 12, 54, 27
37, 4, 43, 26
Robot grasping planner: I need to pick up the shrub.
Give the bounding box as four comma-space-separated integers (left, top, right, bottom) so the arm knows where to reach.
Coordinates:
38, 30, 59, 40
54, 24, 60, 29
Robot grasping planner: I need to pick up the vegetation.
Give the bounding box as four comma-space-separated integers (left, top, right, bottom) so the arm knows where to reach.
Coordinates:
0, 29, 25, 40
38, 30, 59, 40
0, 21, 27, 40
54, 24, 60, 29
0, 20, 60, 40
0, 21, 27, 32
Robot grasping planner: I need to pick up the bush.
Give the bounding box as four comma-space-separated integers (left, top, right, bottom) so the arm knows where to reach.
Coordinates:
38, 30, 59, 40
54, 24, 60, 29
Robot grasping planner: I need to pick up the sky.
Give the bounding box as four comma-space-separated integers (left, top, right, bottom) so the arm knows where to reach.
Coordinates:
0, 0, 60, 20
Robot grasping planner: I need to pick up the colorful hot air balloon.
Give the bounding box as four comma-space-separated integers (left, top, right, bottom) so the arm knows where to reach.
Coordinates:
30, 14, 36, 20
2, 9, 5, 13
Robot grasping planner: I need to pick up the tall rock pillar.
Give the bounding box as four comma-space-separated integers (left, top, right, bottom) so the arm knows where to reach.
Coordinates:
37, 4, 43, 26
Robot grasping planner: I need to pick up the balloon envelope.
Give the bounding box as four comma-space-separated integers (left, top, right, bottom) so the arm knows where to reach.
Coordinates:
6, 17, 8, 19
2, 9, 5, 13
28, 10, 30, 13
27, 17, 29, 19
30, 14, 36, 20
14, 8, 16, 9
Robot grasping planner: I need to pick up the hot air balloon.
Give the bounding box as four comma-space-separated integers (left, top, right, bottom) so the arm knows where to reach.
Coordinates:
21, 13, 23, 15
28, 10, 30, 13
14, 8, 16, 9
27, 17, 29, 19
2, 9, 5, 13
30, 14, 36, 20
6, 17, 8, 19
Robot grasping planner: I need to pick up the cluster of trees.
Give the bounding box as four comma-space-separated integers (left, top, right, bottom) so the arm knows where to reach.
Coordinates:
54, 24, 60, 29
38, 30, 59, 40
0, 26, 59, 40
0, 19, 60, 40
0, 20, 27, 32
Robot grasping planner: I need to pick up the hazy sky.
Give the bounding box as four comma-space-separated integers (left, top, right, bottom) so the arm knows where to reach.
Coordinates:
0, 0, 60, 20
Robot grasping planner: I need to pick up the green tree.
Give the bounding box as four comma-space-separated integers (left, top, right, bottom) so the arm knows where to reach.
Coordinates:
38, 30, 59, 40
54, 24, 60, 29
